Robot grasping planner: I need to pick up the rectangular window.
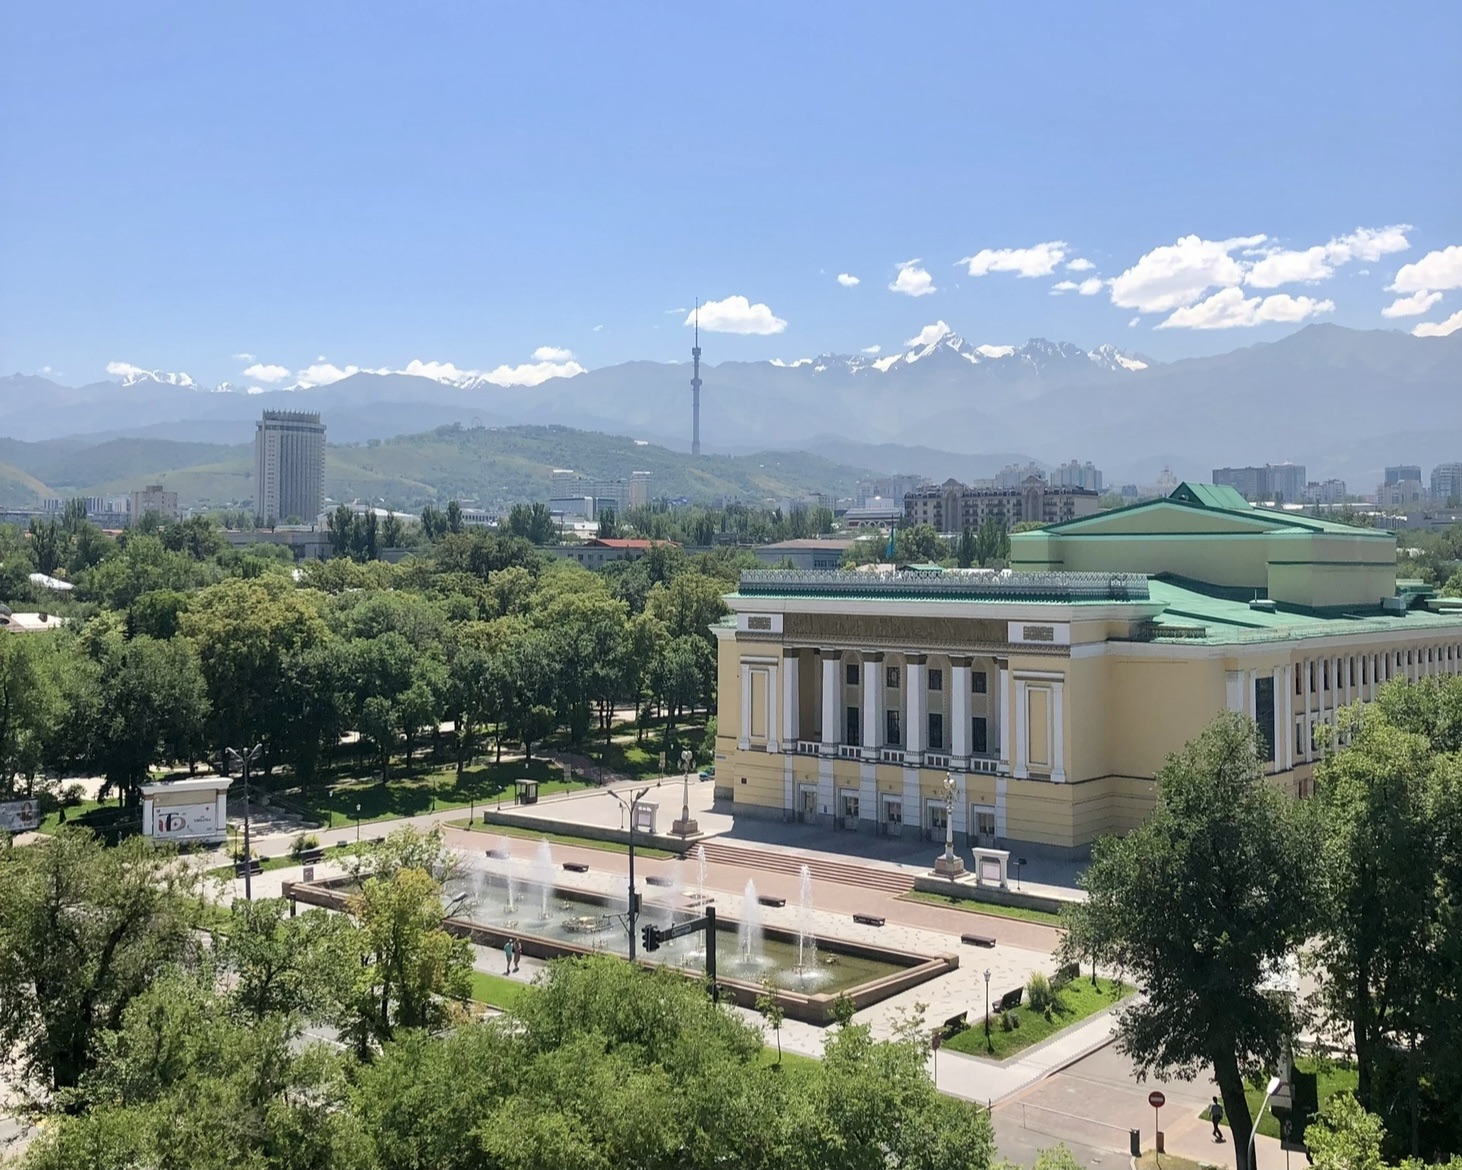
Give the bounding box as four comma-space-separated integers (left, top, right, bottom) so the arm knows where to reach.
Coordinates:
928, 668, 943, 692
1323, 660, 1330, 689
1254, 676, 1275, 763
972, 807, 996, 839
1295, 719, 1305, 756
1362, 657, 1368, 685
973, 671, 988, 694
845, 707, 860, 746
845, 662, 859, 687
885, 665, 900, 689
927, 712, 944, 750
885, 709, 901, 746
1295, 667, 1304, 695
972, 716, 988, 756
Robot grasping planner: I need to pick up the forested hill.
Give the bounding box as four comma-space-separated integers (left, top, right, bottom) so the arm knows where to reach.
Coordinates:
0, 424, 878, 512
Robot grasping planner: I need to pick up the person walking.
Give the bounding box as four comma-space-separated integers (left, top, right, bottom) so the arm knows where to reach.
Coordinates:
512, 938, 523, 973
504, 938, 514, 975
1209, 1097, 1225, 1142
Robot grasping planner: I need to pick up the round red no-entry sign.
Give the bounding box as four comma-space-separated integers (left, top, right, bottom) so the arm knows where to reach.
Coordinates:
1148, 1091, 1166, 1109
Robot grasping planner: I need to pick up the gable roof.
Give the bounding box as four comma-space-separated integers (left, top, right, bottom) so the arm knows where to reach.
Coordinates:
1169, 482, 1250, 510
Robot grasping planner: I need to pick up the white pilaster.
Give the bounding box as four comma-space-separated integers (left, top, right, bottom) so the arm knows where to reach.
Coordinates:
950, 658, 971, 766
1013, 679, 1029, 779
862, 653, 884, 760
782, 651, 800, 746
765, 663, 780, 754
993, 662, 1006, 761
820, 652, 840, 755
902, 766, 922, 839
738, 663, 752, 750
1051, 680, 1066, 783
1277, 665, 1289, 771
859, 761, 876, 827
905, 655, 925, 764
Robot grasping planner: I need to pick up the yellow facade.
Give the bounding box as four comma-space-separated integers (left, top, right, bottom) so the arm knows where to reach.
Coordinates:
713, 485, 1462, 855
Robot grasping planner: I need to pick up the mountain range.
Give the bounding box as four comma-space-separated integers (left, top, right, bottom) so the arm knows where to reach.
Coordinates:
5, 324, 1462, 495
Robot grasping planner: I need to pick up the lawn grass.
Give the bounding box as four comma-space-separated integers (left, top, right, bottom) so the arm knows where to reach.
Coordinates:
449, 819, 679, 861
1135, 1152, 1208, 1170
899, 889, 1067, 927
1202, 1056, 1358, 1139
756, 1045, 821, 1074
468, 970, 533, 1011
204, 853, 307, 881
943, 976, 1131, 1061
275, 758, 594, 828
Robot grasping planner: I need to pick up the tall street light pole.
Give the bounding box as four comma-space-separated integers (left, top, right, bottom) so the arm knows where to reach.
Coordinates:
608, 784, 653, 959
984, 968, 992, 1053
224, 744, 263, 902
673, 747, 698, 837
1249, 1075, 1283, 1170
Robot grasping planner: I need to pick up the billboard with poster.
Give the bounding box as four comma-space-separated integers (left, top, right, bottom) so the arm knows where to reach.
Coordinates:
152, 801, 218, 841
0, 800, 40, 832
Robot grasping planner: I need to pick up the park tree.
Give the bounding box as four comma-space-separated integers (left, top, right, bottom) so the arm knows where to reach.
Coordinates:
0, 832, 202, 1095
446, 498, 464, 534
956, 525, 976, 568
1061, 712, 1320, 1170
381, 509, 406, 549
0, 634, 60, 798
27, 516, 64, 576
505, 501, 558, 545
894, 522, 945, 564
215, 898, 355, 1022
160, 514, 225, 561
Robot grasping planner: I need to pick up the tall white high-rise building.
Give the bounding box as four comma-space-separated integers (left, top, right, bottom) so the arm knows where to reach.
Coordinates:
255, 410, 326, 526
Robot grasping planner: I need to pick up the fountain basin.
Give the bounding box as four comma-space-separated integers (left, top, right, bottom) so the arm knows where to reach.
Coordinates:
284, 874, 958, 1025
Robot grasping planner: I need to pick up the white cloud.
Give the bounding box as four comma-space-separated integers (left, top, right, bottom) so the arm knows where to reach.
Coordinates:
905, 321, 952, 348
837, 273, 860, 287
1329, 224, 1412, 265
688, 295, 788, 335
889, 259, 936, 297
105, 361, 196, 387
233, 352, 256, 361
106, 361, 146, 378
294, 362, 380, 387
479, 359, 587, 386
1109, 234, 1262, 314
1078, 277, 1103, 296
769, 357, 813, 368
1156, 287, 1334, 330
665, 307, 687, 314
1390, 245, 1462, 294
975, 344, 1015, 358
531, 345, 574, 361
861, 345, 881, 354
1413, 309, 1462, 338
1066, 257, 1095, 272
592, 325, 604, 332
1051, 281, 1078, 294
400, 359, 479, 382
960, 241, 1067, 278
1381, 290, 1444, 319
1128, 317, 1140, 328
242, 362, 290, 383
1245, 245, 1334, 288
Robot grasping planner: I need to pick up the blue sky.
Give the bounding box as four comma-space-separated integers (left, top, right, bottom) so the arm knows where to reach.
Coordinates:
3, 1, 1460, 390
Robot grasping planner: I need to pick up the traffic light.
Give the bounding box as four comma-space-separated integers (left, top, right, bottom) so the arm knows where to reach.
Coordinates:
641, 924, 661, 953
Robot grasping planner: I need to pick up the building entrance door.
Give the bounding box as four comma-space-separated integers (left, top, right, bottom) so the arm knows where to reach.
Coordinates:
928, 800, 948, 844
969, 803, 997, 847
838, 790, 860, 829
798, 786, 817, 823
881, 796, 902, 836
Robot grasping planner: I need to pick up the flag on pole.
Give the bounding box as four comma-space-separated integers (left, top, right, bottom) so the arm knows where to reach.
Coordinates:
885, 524, 897, 561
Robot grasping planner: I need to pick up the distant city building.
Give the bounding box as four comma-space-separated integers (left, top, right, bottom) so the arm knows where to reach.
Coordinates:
547, 469, 650, 518
549, 496, 595, 519
629, 471, 653, 508
1212, 463, 1306, 502
129, 483, 180, 522
1385, 465, 1422, 486
856, 475, 926, 507
1052, 459, 1103, 493
255, 410, 325, 526
548, 537, 678, 570
996, 462, 1047, 489
1376, 478, 1427, 509
841, 497, 905, 529
903, 478, 1100, 532
1302, 479, 1347, 505
754, 537, 856, 571
1430, 462, 1462, 504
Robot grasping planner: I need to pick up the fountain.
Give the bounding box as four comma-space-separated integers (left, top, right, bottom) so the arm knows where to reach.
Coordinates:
795, 864, 817, 973
737, 879, 764, 969
531, 838, 555, 919
695, 844, 708, 905
504, 850, 520, 912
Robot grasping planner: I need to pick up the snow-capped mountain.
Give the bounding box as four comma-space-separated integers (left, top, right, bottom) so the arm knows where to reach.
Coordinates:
764, 329, 1152, 379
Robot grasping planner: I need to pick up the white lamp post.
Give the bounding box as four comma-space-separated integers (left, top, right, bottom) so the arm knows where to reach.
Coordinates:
1247, 1075, 1284, 1170
672, 747, 699, 837
933, 772, 966, 876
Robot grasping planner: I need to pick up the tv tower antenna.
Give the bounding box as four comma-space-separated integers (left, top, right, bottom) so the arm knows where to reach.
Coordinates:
690, 299, 702, 456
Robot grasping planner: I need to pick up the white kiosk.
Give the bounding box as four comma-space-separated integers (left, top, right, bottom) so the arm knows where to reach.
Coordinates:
141, 776, 230, 845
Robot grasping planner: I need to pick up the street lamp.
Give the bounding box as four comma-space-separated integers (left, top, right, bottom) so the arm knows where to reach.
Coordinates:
224, 744, 263, 902
355, 802, 362, 846
608, 784, 653, 959
673, 747, 698, 837
934, 772, 966, 877
983, 968, 992, 1052
1248, 1075, 1284, 1170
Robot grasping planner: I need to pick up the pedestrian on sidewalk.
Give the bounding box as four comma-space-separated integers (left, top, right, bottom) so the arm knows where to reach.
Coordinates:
1209, 1097, 1225, 1142
504, 938, 515, 975
512, 938, 522, 973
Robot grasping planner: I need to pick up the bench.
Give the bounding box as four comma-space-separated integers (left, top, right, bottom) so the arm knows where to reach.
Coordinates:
853, 913, 885, 927
562, 861, 590, 873
757, 895, 787, 907
961, 932, 997, 948
299, 848, 325, 865
645, 874, 672, 886
486, 848, 510, 859
1054, 961, 1080, 983
371, 836, 386, 845
997, 987, 1024, 1012
234, 860, 263, 877
941, 1010, 967, 1037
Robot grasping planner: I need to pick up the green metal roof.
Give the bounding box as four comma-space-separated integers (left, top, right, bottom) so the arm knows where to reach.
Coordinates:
1170, 482, 1250, 510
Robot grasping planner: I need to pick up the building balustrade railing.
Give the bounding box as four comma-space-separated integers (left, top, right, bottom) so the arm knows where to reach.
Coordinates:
923, 752, 950, 769
880, 748, 905, 764
796, 740, 819, 755
838, 744, 861, 760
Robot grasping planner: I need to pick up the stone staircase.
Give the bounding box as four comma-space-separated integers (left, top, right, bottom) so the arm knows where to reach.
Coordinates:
697, 840, 915, 895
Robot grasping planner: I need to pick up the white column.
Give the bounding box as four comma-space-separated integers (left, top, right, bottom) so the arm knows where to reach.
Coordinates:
1303, 658, 1314, 763
905, 655, 925, 764
1051, 680, 1066, 783
1281, 665, 1293, 771
820, 652, 840, 755
143, 797, 155, 838
862, 653, 884, 760
950, 657, 971, 766
215, 790, 226, 835
1014, 679, 1029, 779
738, 663, 752, 750
766, 663, 780, 754
997, 663, 1010, 766
782, 650, 800, 747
